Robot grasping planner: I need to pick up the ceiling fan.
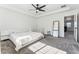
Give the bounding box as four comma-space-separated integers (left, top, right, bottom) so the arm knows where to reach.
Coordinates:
32, 4, 46, 13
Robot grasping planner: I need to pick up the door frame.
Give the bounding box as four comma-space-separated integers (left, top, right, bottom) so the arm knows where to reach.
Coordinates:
53, 20, 59, 37
64, 15, 77, 41
74, 14, 77, 41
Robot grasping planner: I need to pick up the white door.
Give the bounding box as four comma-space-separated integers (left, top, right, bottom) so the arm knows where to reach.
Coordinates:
74, 14, 77, 41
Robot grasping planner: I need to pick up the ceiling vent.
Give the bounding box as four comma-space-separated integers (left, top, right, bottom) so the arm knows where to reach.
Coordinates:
61, 5, 66, 8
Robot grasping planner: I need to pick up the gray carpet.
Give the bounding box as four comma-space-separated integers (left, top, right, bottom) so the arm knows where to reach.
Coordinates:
1, 36, 79, 54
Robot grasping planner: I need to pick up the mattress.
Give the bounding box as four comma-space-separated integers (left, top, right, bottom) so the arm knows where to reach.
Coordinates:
9, 32, 44, 51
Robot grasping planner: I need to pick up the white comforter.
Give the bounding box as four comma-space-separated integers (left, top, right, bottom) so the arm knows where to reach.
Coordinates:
9, 32, 44, 51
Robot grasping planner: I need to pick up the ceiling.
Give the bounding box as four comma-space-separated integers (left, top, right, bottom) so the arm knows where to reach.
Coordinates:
1, 4, 79, 17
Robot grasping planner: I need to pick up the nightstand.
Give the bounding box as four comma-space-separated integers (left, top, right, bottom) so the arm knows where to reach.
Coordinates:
44, 34, 53, 38
0, 31, 10, 40
1, 35, 9, 40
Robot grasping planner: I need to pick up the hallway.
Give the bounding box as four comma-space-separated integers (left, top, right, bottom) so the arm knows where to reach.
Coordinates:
65, 31, 75, 42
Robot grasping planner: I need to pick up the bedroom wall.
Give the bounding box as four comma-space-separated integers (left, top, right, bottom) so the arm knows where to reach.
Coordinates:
0, 6, 78, 38
36, 9, 79, 37
0, 7, 36, 35
37, 15, 64, 37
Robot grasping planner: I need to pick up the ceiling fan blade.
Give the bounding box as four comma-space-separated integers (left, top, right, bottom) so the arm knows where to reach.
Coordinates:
39, 5, 46, 8
29, 9, 35, 11
32, 4, 36, 8
39, 9, 45, 12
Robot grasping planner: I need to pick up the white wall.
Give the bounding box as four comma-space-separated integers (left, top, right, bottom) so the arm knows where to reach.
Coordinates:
36, 9, 79, 37
0, 6, 78, 38
0, 7, 36, 35
37, 15, 64, 37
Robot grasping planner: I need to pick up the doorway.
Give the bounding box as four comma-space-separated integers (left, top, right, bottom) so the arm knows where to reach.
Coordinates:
64, 15, 74, 40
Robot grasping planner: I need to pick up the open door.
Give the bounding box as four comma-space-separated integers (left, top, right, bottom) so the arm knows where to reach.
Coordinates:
64, 15, 74, 39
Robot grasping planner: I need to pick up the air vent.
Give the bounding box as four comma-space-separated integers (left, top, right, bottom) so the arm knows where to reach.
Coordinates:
61, 5, 66, 8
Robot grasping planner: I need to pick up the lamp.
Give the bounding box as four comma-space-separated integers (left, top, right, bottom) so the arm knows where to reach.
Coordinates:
36, 9, 39, 13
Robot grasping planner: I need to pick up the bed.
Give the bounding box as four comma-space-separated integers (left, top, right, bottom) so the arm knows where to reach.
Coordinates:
9, 32, 44, 51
